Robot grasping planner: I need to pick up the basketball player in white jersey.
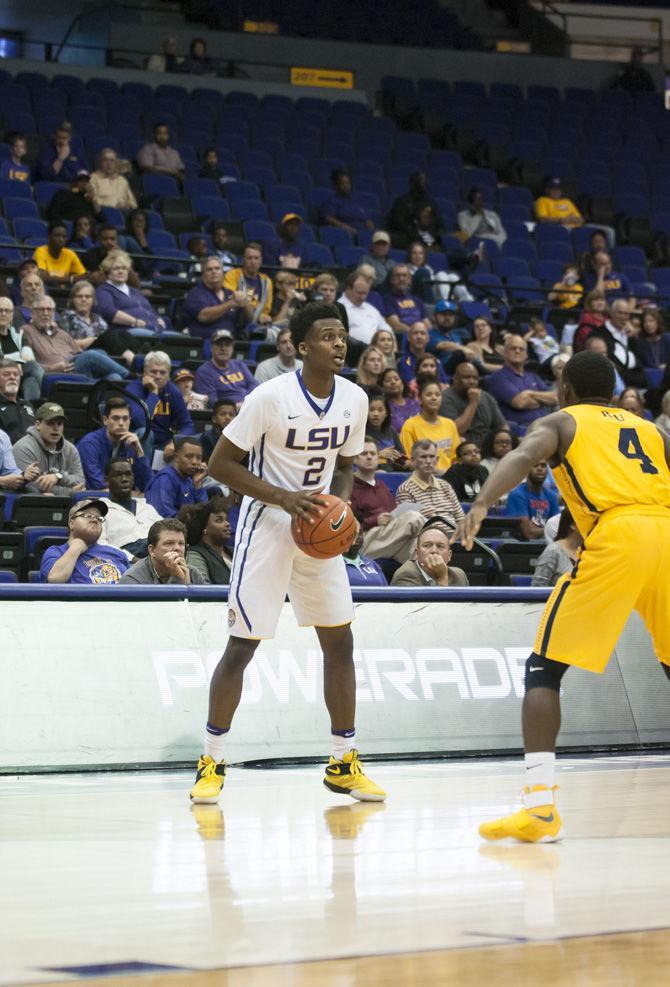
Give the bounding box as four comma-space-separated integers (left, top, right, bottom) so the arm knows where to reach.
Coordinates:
190, 302, 387, 804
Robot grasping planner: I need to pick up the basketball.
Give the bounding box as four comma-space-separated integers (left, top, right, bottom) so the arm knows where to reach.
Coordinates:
291, 493, 357, 559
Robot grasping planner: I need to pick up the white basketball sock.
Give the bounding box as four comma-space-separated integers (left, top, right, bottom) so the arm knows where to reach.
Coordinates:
524, 752, 556, 806
331, 730, 355, 760
204, 723, 229, 762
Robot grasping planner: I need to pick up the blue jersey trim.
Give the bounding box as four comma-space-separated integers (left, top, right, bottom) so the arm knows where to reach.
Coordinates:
235, 501, 265, 632
296, 369, 336, 419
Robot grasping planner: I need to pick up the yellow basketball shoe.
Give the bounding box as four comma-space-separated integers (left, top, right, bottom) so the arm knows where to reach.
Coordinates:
479, 785, 564, 844
323, 749, 386, 802
190, 755, 226, 804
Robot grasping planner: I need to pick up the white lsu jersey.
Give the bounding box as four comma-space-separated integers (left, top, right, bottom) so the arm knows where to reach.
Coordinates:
222, 370, 368, 501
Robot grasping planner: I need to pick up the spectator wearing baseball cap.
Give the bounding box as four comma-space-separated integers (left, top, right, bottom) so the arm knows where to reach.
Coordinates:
535, 177, 583, 229
46, 169, 104, 229
173, 367, 208, 411
274, 213, 305, 269
12, 402, 86, 496
360, 231, 395, 287
180, 256, 244, 340
428, 299, 473, 372
194, 329, 258, 407
40, 497, 130, 584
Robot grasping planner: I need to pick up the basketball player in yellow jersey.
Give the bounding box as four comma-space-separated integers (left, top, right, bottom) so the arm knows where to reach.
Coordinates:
453, 350, 670, 843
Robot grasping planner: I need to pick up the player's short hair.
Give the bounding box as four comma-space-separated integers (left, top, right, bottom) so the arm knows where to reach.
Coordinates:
104, 396, 129, 416
174, 435, 202, 453
417, 522, 451, 545
289, 302, 343, 348
563, 351, 615, 401
148, 518, 186, 546
362, 435, 379, 449
243, 241, 263, 255
48, 221, 67, 234
411, 439, 437, 457
212, 398, 236, 414
104, 456, 132, 476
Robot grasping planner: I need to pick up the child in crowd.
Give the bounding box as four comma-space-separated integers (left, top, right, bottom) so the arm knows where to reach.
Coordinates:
173, 368, 208, 411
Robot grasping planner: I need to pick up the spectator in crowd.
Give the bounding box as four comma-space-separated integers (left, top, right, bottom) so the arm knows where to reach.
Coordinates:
383, 264, 431, 336
321, 168, 375, 235
371, 327, 398, 368
597, 297, 645, 388
582, 250, 632, 302
98, 456, 162, 559
89, 148, 137, 212
398, 323, 448, 386
13, 401, 85, 495
95, 250, 165, 332
145, 436, 208, 517
210, 222, 237, 271
444, 440, 489, 502
534, 177, 583, 228
41, 498, 129, 584
391, 522, 469, 587
655, 390, 670, 436
635, 308, 670, 369
480, 426, 515, 478
255, 326, 302, 383
351, 437, 423, 562
380, 366, 420, 433
396, 439, 464, 520
407, 242, 474, 307
339, 272, 390, 347
458, 187, 507, 248
223, 242, 273, 328
411, 205, 445, 249
146, 36, 181, 73
440, 361, 506, 447
387, 172, 444, 249
1, 132, 30, 183
181, 256, 244, 339
531, 508, 582, 587
342, 523, 387, 587
37, 122, 84, 182
427, 299, 469, 367
269, 271, 306, 331
69, 215, 94, 252
195, 328, 258, 407
354, 264, 385, 313
547, 262, 583, 310
360, 231, 395, 286
611, 47, 655, 93
181, 37, 215, 76
200, 397, 236, 461
185, 235, 209, 278
120, 518, 206, 584
82, 225, 137, 286
399, 376, 460, 472
365, 387, 406, 468
0, 301, 43, 401
137, 123, 185, 181
355, 345, 385, 388
9, 259, 40, 305
23, 297, 130, 380
411, 354, 446, 395
199, 148, 235, 185
33, 223, 86, 286
573, 289, 608, 352
15, 271, 48, 324
524, 317, 560, 370
173, 368, 208, 411
617, 386, 647, 417
486, 335, 559, 427
47, 171, 101, 228
178, 495, 233, 584
463, 315, 504, 373
0, 427, 40, 491
271, 213, 305, 268
310, 271, 339, 304
125, 350, 195, 455
122, 208, 154, 278
506, 461, 560, 539
59, 279, 137, 366
77, 397, 152, 491
0, 360, 36, 442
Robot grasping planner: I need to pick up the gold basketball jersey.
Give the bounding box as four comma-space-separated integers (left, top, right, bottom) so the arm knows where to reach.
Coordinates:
554, 404, 670, 537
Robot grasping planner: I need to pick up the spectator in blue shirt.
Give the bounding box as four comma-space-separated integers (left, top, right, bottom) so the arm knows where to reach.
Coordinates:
486, 335, 559, 428
506, 462, 560, 540
382, 265, 432, 336
194, 328, 258, 407
321, 169, 375, 236
41, 498, 129, 584
342, 525, 387, 587
397, 324, 448, 386
145, 436, 208, 517
77, 397, 152, 491
180, 257, 245, 339
582, 250, 633, 302
36, 122, 85, 182
125, 350, 195, 458
0, 133, 31, 184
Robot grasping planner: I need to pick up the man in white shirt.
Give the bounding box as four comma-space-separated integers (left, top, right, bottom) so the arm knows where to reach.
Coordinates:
598, 298, 642, 387
98, 457, 162, 559
254, 327, 303, 383
338, 271, 392, 346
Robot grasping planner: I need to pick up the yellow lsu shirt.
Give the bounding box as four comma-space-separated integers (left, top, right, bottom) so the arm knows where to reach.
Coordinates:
33, 245, 86, 278
555, 404, 670, 537
399, 414, 460, 472
535, 196, 582, 224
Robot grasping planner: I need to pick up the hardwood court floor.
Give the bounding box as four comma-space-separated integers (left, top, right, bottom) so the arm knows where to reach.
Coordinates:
2, 756, 670, 986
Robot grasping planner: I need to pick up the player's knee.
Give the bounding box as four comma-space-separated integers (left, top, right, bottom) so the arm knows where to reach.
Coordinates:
223, 637, 258, 671
524, 652, 569, 693
661, 662, 670, 683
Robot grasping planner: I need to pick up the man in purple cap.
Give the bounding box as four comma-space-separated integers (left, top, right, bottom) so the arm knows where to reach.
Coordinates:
40, 498, 130, 584
194, 329, 258, 408
534, 177, 583, 228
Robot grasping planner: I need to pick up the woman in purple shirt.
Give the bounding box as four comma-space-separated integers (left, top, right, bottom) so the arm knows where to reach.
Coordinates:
94, 249, 165, 335
380, 366, 420, 433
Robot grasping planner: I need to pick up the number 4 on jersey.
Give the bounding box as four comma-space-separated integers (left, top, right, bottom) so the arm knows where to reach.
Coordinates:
618, 427, 659, 474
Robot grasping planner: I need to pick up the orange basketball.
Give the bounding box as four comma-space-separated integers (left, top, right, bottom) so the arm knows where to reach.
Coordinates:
291, 493, 357, 559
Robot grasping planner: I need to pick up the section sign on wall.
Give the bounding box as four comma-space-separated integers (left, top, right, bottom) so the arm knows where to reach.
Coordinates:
290, 67, 354, 89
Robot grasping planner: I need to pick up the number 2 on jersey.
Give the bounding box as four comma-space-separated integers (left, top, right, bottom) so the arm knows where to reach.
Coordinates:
303, 456, 327, 486
618, 427, 659, 474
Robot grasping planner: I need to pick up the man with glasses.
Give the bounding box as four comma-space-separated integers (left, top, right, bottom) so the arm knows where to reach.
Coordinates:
486, 335, 559, 428
0, 296, 44, 404
13, 402, 85, 496
40, 498, 129, 584
0, 359, 37, 443
180, 257, 245, 339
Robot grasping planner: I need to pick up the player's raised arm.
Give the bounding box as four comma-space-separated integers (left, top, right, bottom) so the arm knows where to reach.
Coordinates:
453, 414, 563, 549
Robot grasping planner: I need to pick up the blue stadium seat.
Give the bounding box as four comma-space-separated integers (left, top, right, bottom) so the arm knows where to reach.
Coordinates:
535, 259, 564, 285
5, 198, 40, 222
302, 243, 334, 266
147, 230, 177, 251
268, 202, 307, 223
100, 206, 125, 229
192, 197, 231, 223
142, 175, 180, 200
493, 257, 531, 281
225, 182, 261, 205
535, 224, 572, 247
242, 220, 276, 242
503, 239, 538, 264
319, 226, 353, 248
537, 241, 574, 264
231, 200, 269, 221
183, 178, 220, 199
614, 245, 647, 271
0, 179, 32, 200
334, 245, 366, 266
508, 276, 544, 302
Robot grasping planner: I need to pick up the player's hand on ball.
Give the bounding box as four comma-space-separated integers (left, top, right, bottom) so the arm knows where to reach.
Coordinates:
279, 488, 327, 523
451, 502, 487, 551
